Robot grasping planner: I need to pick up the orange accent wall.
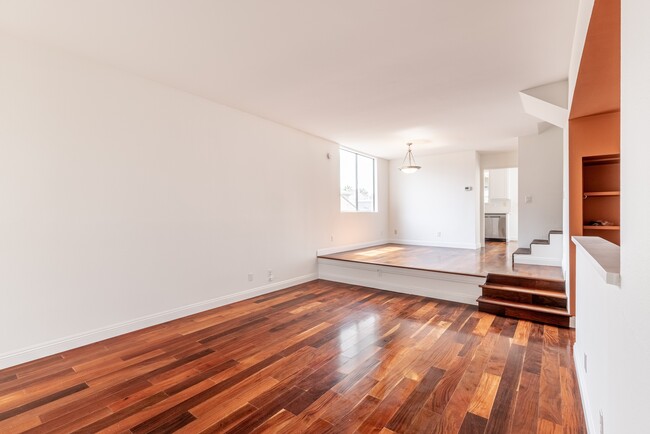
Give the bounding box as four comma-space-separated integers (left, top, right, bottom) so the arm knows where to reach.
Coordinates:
570, 0, 620, 120
568, 0, 620, 316
569, 113, 620, 313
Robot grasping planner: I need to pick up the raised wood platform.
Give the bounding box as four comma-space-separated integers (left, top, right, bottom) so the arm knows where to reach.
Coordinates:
319, 242, 564, 280
318, 242, 565, 309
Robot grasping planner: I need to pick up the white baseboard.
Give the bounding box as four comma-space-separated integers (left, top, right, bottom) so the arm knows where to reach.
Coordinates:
318, 259, 483, 306
316, 239, 389, 256
574, 347, 596, 434
514, 255, 562, 267
389, 238, 480, 250
0, 273, 317, 370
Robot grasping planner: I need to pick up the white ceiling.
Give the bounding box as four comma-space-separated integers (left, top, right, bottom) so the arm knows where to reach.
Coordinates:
0, 0, 579, 159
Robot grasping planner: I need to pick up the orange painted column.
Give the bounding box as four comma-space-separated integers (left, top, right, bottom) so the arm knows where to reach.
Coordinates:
567, 0, 620, 316
568, 113, 620, 315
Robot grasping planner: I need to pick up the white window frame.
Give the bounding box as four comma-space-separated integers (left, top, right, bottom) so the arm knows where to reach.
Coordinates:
339, 147, 377, 213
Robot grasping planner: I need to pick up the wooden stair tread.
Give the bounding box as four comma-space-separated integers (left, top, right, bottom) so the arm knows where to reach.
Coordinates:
513, 248, 531, 255
479, 283, 567, 299
485, 273, 566, 285
477, 296, 571, 316
531, 239, 549, 245
549, 230, 563, 235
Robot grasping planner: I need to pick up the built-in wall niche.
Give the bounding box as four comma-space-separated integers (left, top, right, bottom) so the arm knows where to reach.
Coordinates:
582, 154, 620, 245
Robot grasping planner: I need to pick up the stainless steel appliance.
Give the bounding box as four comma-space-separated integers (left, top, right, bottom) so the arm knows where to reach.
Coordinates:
485, 213, 507, 241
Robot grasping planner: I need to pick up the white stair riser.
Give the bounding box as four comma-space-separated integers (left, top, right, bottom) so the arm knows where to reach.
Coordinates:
515, 255, 562, 267
515, 233, 563, 266
531, 240, 563, 257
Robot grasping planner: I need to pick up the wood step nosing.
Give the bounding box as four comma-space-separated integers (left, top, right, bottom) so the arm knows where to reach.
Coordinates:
477, 296, 571, 316
485, 272, 566, 285
479, 284, 567, 299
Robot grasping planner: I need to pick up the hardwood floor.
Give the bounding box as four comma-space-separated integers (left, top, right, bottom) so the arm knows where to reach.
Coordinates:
0, 280, 585, 433
319, 241, 565, 280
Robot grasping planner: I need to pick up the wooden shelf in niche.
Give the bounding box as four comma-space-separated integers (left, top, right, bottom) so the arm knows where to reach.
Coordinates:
582, 153, 620, 245
583, 225, 620, 231
583, 191, 620, 197
583, 156, 620, 166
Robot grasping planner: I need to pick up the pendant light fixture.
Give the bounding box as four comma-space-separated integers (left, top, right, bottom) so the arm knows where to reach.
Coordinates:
399, 143, 421, 173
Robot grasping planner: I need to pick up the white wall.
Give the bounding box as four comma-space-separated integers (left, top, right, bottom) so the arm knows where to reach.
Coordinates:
568, 0, 595, 108
480, 150, 518, 170
518, 126, 563, 247
572, 3, 650, 433
0, 34, 388, 367
574, 237, 620, 433
573, 243, 613, 434
389, 151, 480, 249
506, 168, 519, 241
606, 1, 650, 431
486, 168, 509, 201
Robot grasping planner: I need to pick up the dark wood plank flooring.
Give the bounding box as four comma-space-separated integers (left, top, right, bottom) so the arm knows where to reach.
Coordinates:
0, 280, 585, 433
319, 241, 565, 280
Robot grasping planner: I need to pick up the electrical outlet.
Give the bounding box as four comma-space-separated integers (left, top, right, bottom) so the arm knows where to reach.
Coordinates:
525, 195, 533, 204
248, 273, 254, 282
330, 235, 334, 242
584, 353, 588, 373
394, 229, 398, 235
436, 232, 442, 237
267, 270, 274, 282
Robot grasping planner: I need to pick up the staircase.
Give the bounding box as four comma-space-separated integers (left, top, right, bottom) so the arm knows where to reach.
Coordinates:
512, 230, 563, 267
477, 273, 570, 327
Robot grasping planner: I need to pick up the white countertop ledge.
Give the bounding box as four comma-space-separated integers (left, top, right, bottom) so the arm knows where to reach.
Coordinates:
572, 236, 621, 286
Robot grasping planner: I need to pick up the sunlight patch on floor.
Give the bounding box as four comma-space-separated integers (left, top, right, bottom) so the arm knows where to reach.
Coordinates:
358, 246, 404, 257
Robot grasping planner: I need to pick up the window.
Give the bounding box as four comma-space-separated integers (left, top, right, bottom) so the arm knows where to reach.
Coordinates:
340, 148, 376, 212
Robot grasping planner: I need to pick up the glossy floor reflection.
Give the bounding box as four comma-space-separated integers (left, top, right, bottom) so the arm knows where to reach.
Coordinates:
0, 280, 585, 433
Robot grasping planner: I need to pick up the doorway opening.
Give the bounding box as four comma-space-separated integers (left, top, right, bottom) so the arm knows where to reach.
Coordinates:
483, 168, 518, 243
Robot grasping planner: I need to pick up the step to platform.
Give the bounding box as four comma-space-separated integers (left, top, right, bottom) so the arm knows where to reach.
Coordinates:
479, 283, 567, 298
480, 283, 567, 309
477, 273, 571, 327
477, 296, 571, 327
482, 273, 566, 291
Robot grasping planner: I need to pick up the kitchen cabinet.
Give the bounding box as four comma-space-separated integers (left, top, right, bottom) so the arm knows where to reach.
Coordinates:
488, 169, 508, 199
